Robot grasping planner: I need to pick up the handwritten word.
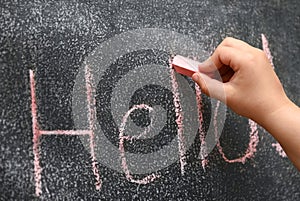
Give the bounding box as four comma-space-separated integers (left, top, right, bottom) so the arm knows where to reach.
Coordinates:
29, 34, 284, 197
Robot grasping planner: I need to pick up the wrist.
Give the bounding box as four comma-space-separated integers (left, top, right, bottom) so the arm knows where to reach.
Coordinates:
257, 98, 298, 133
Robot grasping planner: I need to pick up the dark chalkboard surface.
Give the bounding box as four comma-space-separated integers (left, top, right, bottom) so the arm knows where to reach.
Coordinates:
1, 0, 299, 200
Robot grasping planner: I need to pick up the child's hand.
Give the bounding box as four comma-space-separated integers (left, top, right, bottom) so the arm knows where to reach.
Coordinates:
192, 37, 290, 125
192, 37, 300, 170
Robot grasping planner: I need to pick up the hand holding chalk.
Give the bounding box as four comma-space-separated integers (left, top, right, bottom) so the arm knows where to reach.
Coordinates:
190, 37, 300, 171
190, 37, 289, 122
171, 55, 226, 102
171, 55, 216, 78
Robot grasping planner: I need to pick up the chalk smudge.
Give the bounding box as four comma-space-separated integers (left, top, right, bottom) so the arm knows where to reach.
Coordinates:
195, 84, 208, 170
169, 61, 187, 175
119, 104, 160, 184
272, 143, 287, 158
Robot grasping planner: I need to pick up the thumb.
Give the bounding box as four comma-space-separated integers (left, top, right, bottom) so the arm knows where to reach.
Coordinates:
192, 72, 227, 103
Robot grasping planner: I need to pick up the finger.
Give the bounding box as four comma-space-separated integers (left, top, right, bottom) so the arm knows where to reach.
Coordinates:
209, 46, 244, 72
199, 62, 231, 80
220, 37, 253, 51
198, 57, 220, 73
192, 72, 227, 103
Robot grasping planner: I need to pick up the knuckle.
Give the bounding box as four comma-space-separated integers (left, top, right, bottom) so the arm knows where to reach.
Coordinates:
222, 37, 235, 45
245, 52, 256, 62
215, 45, 225, 55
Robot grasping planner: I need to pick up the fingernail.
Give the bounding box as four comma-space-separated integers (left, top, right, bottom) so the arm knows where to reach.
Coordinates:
192, 73, 200, 82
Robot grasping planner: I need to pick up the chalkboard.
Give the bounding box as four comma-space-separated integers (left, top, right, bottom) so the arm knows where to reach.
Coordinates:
1, 0, 299, 200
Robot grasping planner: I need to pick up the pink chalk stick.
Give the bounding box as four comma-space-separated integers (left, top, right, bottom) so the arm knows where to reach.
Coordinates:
171, 55, 199, 77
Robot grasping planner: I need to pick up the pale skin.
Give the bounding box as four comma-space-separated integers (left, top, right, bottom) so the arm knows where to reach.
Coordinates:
191, 37, 300, 171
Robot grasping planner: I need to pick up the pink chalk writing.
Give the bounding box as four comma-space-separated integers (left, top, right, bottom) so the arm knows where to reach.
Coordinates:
216, 115, 259, 164
30, 70, 42, 197
29, 35, 280, 196
195, 84, 208, 170
29, 64, 102, 197
272, 143, 287, 158
119, 104, 160, 184
261, 34, 274, 68
85, 65, 102, 190
262, 34, 287, 158
169, 62, 187, 175
39, 130, 92, 135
